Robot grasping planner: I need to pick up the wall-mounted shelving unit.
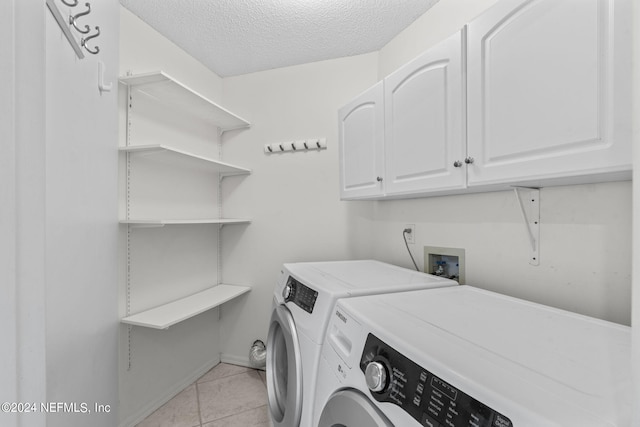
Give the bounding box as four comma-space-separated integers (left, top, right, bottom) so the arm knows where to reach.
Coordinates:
120, 71, 251, 339
121, 284, 251, 330
119, 71, 250, 133
120, 218, 251, 227
119, 144, 251, 175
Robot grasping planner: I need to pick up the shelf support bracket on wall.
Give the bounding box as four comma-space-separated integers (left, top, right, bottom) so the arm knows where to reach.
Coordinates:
513, 186, 540, 266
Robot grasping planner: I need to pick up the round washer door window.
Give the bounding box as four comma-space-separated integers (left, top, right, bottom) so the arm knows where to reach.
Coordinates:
266, 304, 302, 427
318, 390, 393, 427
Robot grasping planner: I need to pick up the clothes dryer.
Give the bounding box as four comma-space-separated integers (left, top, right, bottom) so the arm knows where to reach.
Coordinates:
266, 260, 457, 427
314, 285, 632, 427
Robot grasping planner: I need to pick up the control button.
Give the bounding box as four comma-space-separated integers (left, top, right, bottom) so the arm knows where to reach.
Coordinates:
365, 361, 389, 393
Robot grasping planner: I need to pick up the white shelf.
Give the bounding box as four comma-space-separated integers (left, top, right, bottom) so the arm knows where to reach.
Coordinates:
119, 71, 250, 132
121, 284, 251, 329
120, 218, 251, 227
119, 144, 251, 175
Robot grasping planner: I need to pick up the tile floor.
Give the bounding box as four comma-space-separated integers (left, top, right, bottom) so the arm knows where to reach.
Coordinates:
136, 363, 271, 427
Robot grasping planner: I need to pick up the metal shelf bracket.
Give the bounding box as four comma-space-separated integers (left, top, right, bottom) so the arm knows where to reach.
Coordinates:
513, 187, 540, 266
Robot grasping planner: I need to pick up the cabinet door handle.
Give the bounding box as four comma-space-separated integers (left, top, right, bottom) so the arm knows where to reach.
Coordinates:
453, 160, 463, 168
464, 157, 475, 164
376, 176, 383, 182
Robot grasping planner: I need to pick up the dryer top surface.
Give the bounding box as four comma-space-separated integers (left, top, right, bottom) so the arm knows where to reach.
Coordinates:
335, 285, 632, 426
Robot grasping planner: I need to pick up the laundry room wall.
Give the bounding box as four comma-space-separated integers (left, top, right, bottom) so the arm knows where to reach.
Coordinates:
350, 0, 633, 325
118, 7, 228, 427
219, 53, 378, 363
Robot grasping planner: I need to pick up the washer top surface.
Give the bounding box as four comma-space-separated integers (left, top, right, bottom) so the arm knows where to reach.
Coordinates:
285, 259, 454, 296
336, 285, 632, 426
277, 260, 456, 345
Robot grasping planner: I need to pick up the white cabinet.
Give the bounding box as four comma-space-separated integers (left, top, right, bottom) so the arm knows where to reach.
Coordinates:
339, 0, 631, 200
338, 30, 464, 200
338, 82, 385, 199
466, 0, 631, 187
119, 71, 251, 330
384, 30, 465, 196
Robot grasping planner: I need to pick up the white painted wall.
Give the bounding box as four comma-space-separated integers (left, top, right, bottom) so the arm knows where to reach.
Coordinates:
1, 0, 119, 426
119, 7, 222, 100
219, 54, 379, 360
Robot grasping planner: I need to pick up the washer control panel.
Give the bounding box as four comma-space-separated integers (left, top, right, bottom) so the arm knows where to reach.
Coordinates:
360, 334, 512, 427
283, 276, 318, 313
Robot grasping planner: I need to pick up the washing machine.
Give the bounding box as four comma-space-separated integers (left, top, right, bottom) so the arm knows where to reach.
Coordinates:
266, 260, 458, 427
314, 285, 632, 427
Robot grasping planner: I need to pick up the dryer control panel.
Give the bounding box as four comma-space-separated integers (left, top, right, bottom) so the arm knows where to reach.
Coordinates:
360, 334, 512, 427
283, 276, 318, 313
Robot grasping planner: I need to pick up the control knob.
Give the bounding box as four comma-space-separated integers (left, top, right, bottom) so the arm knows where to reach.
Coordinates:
365, 361, 389, 393
283, 283, 293, 300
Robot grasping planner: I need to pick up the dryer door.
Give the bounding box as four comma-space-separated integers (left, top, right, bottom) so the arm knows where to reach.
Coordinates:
267, 304, 302, 426
318, 390, 393, 427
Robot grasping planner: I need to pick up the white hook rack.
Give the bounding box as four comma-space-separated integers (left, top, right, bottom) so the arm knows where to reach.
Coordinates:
264, 138, 327, 154
513, 186, 540, 266
46, 0, 101, 59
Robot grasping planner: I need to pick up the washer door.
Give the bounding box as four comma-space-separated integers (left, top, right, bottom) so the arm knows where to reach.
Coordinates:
318, 390, 393, 427
267, 304, 302, 427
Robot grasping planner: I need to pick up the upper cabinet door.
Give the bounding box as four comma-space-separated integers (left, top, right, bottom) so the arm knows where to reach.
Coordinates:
467, 0, 631, 186
338, 82, 385, 200
384, 30, 466, 196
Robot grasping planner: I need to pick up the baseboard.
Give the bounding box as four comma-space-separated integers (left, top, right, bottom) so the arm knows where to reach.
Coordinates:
220, 352, 252, 368
118, 356, 220, 427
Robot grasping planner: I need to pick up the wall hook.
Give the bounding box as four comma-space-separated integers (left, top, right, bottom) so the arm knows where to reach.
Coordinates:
98, 61, 112, 93
81, 26, 100, 55
69, 2, 91, 34
61, 0, 79, 6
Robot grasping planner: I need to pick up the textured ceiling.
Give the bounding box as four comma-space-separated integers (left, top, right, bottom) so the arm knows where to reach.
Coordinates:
119, 0, 440, 77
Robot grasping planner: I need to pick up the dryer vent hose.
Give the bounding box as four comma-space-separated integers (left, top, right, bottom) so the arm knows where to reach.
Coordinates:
249, 339, 266, 369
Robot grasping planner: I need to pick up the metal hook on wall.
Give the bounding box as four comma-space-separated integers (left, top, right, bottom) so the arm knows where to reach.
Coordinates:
69, 2, 91, 34
60, 0, 79, 6
81, 26, 100, 55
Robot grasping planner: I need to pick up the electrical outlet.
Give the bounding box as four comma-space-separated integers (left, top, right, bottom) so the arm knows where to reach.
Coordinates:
404, 224, 415, 244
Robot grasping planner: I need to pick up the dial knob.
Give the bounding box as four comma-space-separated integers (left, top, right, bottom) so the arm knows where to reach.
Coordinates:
365, 361, 388, 393
283, 284, 292, 300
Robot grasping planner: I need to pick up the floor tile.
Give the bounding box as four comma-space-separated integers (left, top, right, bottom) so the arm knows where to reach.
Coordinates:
198, 370, 267, 424
201, 405, 270, 427
136, 384, 200, 427
198, 363, 251, 384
